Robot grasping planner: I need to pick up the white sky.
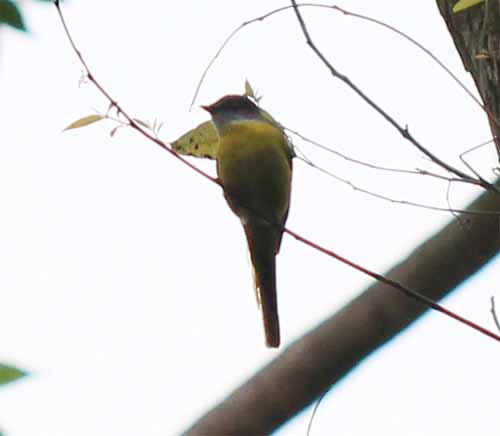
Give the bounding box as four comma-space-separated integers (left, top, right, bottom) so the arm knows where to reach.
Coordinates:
1, 1, 499, 435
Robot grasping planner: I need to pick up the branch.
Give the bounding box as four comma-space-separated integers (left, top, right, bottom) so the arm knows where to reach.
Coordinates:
295, 155, 499, 215
183, 181, 500, 435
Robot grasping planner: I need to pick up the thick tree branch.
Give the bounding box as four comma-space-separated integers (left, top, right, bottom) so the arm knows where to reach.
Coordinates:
183, 182, 500, 435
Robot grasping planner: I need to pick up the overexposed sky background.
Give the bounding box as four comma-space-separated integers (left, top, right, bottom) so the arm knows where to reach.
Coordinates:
1, 1, 499, 435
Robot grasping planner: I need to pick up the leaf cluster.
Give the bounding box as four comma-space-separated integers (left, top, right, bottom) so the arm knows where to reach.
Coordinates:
0, 0, 56, 32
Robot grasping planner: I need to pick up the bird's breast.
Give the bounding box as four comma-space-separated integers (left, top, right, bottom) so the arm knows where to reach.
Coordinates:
216, 120, 292, 224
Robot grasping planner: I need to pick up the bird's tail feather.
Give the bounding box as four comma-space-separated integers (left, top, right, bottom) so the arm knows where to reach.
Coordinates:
244, 222, 280, 348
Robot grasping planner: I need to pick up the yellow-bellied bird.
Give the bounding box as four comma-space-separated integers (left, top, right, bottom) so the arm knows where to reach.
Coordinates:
203, 95, 293, 347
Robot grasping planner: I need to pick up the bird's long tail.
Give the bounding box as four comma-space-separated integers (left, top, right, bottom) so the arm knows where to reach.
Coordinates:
244, 221, 280, 348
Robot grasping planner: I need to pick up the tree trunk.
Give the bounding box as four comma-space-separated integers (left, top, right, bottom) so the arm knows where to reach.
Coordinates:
437, 0, 500, 160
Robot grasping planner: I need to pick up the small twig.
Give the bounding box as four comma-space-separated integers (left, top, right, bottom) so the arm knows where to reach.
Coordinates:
288, 127, 425, 176
288, 127, 489, 186
416, 168, 472, 184
306, 390, 329, 436
190, 4, 298, 109
296, 156, 500, 215
189, 23, 240, 110
490, 297, 500, 332
459, 138, 496, 181
445, 179, 465, 223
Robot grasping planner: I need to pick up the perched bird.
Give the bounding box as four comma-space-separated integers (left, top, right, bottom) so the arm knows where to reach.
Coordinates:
202, 95, 293, 347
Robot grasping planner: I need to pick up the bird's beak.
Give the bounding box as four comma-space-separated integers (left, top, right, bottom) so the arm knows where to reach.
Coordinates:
200, 104, 212, 113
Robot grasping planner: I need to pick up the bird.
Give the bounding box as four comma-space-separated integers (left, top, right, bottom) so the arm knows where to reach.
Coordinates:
202, 95, 293, 347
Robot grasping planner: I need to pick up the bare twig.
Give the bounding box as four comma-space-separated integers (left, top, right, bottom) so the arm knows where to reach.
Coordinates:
490, 297, 500, 332
296, 156, 500, 215
288, 127, 427, 176
289, 127, 492, 185
459, 138, 496, 180
306, 389, 328, 436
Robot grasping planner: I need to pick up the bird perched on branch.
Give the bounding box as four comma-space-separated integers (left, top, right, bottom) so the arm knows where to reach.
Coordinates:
202, 95, 293, 348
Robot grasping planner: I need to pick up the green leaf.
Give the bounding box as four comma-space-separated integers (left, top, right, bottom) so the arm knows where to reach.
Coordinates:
0, 363, 27, 386
0, 0, 26, 31
171, 121, 219, 159
63, 114, 104, 131
453, 0, 485, 13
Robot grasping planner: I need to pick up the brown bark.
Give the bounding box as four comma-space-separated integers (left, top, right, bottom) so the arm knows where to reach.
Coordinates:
437, 0, 500, 160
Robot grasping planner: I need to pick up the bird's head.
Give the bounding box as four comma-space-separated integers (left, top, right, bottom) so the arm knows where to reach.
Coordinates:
202, 95, 261, 131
